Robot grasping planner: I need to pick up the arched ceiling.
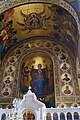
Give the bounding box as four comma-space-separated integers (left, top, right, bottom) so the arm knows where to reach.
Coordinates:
0, 1, 79, 61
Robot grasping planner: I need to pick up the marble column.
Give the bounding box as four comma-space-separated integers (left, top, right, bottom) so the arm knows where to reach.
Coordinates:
51, 113, 53, 120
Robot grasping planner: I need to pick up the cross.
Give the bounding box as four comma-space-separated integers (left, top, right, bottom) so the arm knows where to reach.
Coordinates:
28, 86, 32, 90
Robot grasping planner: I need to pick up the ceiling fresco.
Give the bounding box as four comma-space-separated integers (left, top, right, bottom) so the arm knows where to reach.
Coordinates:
0, 3, 79, 61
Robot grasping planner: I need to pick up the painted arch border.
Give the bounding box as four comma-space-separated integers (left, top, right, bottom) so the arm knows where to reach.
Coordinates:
0, 0, 80, 34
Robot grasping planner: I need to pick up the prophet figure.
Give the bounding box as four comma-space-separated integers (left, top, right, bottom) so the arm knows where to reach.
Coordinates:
62, 74, 70, 82
64, 86, 71, 95
61, 63, 68, 70
21, 65, 30, 94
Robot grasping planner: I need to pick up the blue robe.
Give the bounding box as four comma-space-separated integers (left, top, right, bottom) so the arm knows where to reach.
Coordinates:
31, 68, 48, 97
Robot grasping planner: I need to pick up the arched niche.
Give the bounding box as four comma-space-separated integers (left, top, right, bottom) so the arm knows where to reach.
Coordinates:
60, 113, 65, 120
53, 113, 58, 120
1, 39, 78, 108
23, 111, 35, 120
46, 113, 51, 120
1, 113, 6, 120
74, 112, 79, 120
67, 112, 72, 120
20, 51, 55, 108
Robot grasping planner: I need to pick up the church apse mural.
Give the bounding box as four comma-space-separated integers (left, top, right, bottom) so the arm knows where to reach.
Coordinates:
0, 2, 79, 108
0, 39, 80, 108
20, 53, 55, 107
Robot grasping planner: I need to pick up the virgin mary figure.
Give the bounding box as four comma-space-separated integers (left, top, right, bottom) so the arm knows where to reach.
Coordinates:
30, 64, 48, 97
